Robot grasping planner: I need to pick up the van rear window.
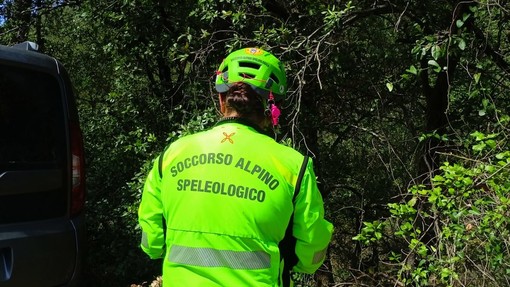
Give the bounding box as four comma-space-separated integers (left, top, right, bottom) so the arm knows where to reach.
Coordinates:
0, 63, 68, 222
0, 65, 66, 169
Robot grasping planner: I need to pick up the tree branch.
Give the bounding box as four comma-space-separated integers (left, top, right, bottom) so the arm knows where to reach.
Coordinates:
342, 4, 396, 26
467, 22, 510, 77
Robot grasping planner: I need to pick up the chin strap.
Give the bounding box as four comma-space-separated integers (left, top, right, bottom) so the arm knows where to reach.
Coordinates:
268, 91, 281, 126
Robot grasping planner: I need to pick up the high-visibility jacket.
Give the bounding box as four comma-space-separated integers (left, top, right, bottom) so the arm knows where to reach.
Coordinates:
138, 119, 333, 287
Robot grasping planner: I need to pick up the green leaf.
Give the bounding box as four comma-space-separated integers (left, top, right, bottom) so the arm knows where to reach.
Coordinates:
431, 45, 441, 60
428, 60, 441, 72
456, 19, 464, 28
428, 60, 439, 67
352, 234, 364, 241
406, 65, 418, 75
462, 177, 473, 185
468, 209, 480, 216
474, 73, 481, 84
386, 82, 394, 92
496, 151, 510, 160
408, 196, 417, 207
458, 38, 466, 50
473, 142, 486, 151
486, 139, 496, 149
470, 131, 485, 141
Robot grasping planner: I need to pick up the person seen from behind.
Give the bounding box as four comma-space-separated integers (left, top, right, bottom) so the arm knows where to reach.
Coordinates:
138, 47, 334, 287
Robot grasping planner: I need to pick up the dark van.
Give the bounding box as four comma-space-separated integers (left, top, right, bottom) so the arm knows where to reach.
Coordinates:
0, 42, 85, 286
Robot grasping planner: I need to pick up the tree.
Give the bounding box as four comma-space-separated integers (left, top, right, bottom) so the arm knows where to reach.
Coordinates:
2, 0, 510, 285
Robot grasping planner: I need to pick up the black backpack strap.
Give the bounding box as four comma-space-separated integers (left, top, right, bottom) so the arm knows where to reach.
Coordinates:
279, 155, 309, 287
158, 145, 171, 179
158, 152, 164, 179
157, 146, 170, 244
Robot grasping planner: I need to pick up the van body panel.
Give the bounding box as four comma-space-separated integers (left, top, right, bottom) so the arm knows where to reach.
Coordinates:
0, 219, 81, 286
0, 43, 85, 287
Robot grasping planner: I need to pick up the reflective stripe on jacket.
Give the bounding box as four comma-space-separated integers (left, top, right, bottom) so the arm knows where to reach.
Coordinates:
138, 119, 333, 287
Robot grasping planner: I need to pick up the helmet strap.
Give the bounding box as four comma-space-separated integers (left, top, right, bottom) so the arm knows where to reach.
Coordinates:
266, 91, 281, 126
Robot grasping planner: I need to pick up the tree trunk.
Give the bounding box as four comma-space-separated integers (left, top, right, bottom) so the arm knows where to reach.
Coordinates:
10, 0, 33, 44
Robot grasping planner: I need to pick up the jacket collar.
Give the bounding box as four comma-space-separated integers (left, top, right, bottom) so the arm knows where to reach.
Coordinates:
215, 117, 266, 135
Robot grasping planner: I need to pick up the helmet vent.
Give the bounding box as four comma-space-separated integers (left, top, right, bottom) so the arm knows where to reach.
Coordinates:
240, 73, 256, 79
269, 73, 279, 84
239, 62, 261, 70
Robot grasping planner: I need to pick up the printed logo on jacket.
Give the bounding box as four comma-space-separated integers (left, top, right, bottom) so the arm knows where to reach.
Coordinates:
169, 152, 280, 203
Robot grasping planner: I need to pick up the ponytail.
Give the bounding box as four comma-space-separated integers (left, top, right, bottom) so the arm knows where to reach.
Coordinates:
221, 82, 265, 119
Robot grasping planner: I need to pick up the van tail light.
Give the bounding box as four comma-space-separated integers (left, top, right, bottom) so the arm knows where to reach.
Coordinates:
70, 122, 86, 216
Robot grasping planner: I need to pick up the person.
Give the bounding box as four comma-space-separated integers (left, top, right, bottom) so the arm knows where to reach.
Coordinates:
138, 47, 333, 287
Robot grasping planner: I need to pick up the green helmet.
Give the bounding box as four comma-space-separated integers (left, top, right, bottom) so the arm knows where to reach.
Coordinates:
215, 48, 287, 100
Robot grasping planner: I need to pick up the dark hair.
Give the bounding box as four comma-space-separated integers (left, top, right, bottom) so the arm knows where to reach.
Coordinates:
221, 82, 265, 118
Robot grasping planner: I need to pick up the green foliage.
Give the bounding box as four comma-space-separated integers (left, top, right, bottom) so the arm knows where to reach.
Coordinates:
167, 106, 217, 140
82, 100, 216, 286
2, 0, 510, 286
322, 2, 355, 30
352, 220, 384, 245
355, 131, 510, 286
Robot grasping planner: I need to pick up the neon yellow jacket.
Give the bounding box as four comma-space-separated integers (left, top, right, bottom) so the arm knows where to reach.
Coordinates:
138, 119, 333, 287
